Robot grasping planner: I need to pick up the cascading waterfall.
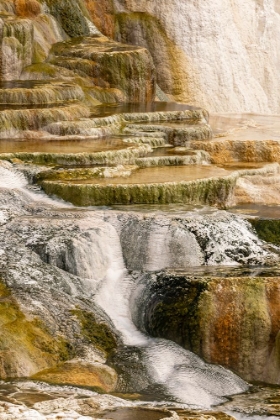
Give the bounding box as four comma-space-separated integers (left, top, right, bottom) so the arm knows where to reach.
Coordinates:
0, 164, 249, 408
62, 217, 248, 407
0, 164, 27, 189
0, 162, 72, 207
0, 1, 279, 418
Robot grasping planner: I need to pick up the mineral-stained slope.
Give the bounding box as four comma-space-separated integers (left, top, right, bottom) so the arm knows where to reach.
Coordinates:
0, 188, 119, 388
98, 0, 280, 113
3, 0, 280, 113
0, 0, 155, 103
0, 1, 280, 418
139, 272, 280, 384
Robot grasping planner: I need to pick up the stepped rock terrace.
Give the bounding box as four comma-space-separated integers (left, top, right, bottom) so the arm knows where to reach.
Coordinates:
0, 1, 280, 419
0, 80, 85, 104
48, 35, 156, 103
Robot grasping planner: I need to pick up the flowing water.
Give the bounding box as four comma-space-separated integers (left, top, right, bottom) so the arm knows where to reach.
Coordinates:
0, 3, 279, 418
0, 158, 277, 420
0, 165, 251, 410
0, 70, 279, 418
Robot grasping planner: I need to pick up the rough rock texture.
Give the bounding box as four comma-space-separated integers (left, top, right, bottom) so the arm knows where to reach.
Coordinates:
40, 175, 236, 208
39, 164, 280, 208
107, 210, 278, 269
139, 272, 280, 384
0, 0, 155, 103
107, 0, 280, 113
49, 35, 155, 103
44, 0, 91, 38
251, 219, 280, 246
0, 2, 67, 79
84, 0, 115, 39
3, 1, 280, 112
113, 11, 183, 100
218, 384, 280, 417
0, 16, 33, 79
0, 380, 239, 420
192, 140, 280, 164
0, 187, 119, 383
232, 169, 280, 206
0, 161, 276, 383
14, 0, 41, 18
0, 103, 90, 137
33, 361, 118, 392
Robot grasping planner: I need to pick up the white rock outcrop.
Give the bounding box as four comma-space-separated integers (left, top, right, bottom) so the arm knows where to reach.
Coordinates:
113, 0, 280, 113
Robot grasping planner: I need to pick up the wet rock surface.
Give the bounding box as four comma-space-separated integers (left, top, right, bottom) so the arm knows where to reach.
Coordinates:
0, 380, 241, 419
49, 35, 156, 103
0, 379, 278, 419
218, 384, 280, 417
0, 1, 280, 419
0, 166, 275, 411
0, 181, 120, 384
136, 271, 280, 383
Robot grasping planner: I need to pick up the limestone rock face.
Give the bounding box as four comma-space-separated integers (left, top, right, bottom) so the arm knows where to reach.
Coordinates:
2, 0, 280, 112
0, 16, 33, 79
107, 0, 280, 113
49, 36, 155, 103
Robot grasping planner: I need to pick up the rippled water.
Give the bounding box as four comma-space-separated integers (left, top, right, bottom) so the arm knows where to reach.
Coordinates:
230, 204, 280, 219
210, 113, 280, 141
0, 137, 132, 154
90, 102, 200, 117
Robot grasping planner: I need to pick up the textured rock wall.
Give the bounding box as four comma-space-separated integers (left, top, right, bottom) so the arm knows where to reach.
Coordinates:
103, 0, 280, 113
0, 17, 33, 79
0, 1, 67, 79
84, 0, 115, 38
142, 273, 280, 384
3, 0, 280, 111
0, 1, 155, 102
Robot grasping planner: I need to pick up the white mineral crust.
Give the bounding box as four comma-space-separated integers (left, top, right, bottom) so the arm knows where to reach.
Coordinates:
115, 0, 280, 113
